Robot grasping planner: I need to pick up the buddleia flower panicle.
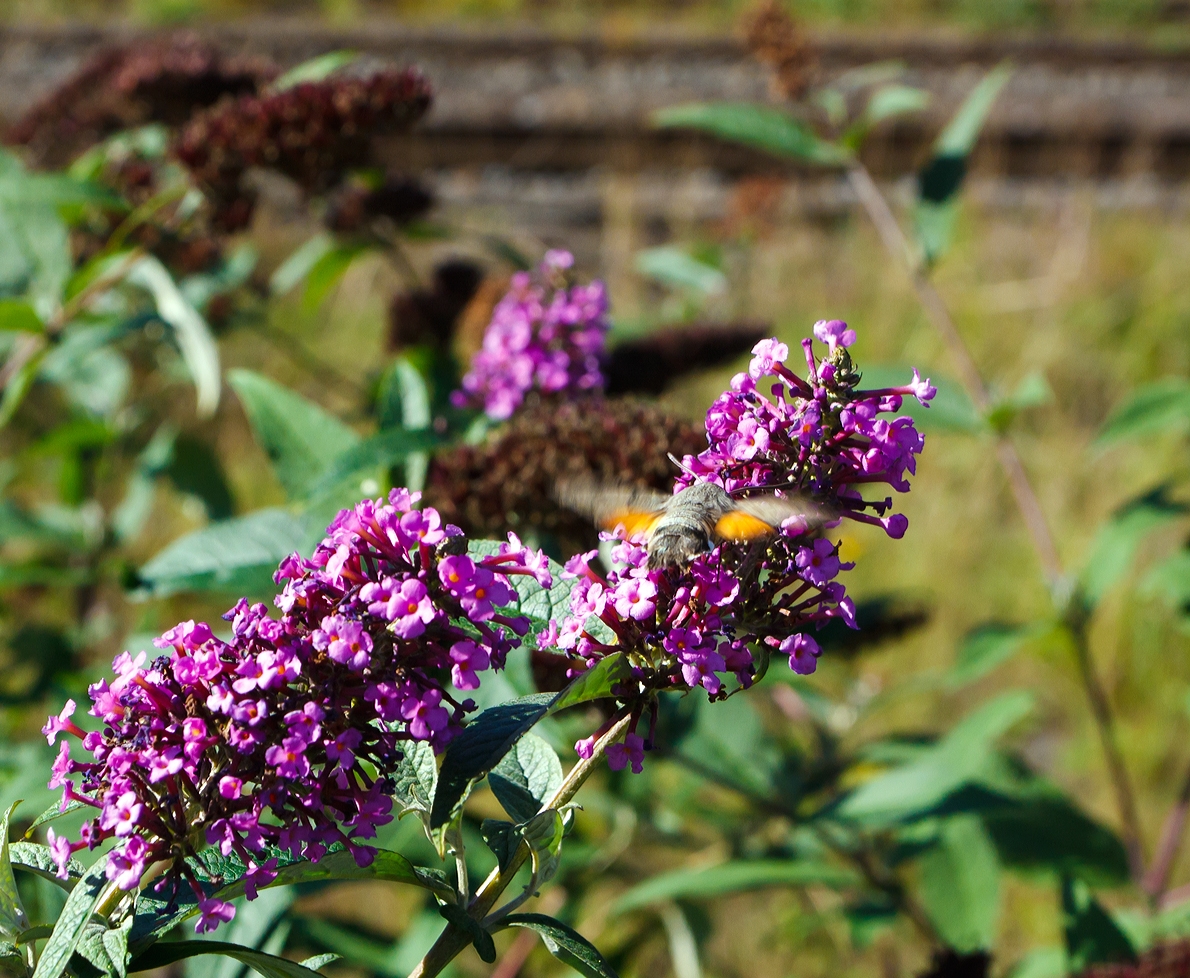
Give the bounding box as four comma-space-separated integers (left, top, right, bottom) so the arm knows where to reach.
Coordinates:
451, 250, 609, 420
41, 489, 549, 934
547, 321, 934, 772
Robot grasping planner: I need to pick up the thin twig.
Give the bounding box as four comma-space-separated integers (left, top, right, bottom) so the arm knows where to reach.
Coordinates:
1145, 758, 1190, 900
409, 714, 633, 978
845, 160, 1148, 883
845, 162, 1063, 581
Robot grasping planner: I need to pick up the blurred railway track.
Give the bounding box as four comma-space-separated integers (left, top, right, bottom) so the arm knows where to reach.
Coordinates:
2, 22, 1190, 182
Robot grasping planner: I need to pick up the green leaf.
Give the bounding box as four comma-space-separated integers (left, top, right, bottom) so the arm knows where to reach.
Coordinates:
302, 427, 439, 502
272, 51, 358, 91
137, 507, 310, 597
163, 435, 235, 521
392, 739, 438, 823
613, 860, 858, 914
652, 103, 848, 166
74, 915, 131, 978
934, 62, 1013, 158
125, 255, 221, 417
917, 816, 1000, 952
435, 904, 495, 964
466, 542, 574, 625
633, 247, 725, 296
298, 954, 339, 972
302, 245, 369, 314
220, 848, 450, 902
986, 372, 1054, 433
270, 234, 334, 296
550, 653, 633, 713
130, 940, 331, 978
1079, 488, 1186, 606
0, 300, 43, 333
130, 847, 451, 950
30, 860, 108, 978
489, 733, 563, 824
228, 370, 360, 500
430, 694, 556, 829
501, 914, 619, 978
914, 199, 960, 266
9, 841, 84, 888
480, 819, 520, 873
1062, 876, 1136, 972
982, 794, 1129, 887
947, 623, 1042, 688
0, 802, 27, 940
521, 809, 566, 888
839, 691, 1034, 824
186, 887, 293, 978
1006, 948, 1066, 978
1141, 548, 1190, 611
865, 84, 929, 126
0, 940, 22, 971
1096, 377, 1190, 447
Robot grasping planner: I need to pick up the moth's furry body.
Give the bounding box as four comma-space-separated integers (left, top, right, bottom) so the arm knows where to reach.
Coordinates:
557, 478, 828, 570
644, 481, 736, 568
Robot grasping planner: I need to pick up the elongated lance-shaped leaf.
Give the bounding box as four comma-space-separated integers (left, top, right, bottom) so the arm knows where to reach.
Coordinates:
550, 652, 633, 713
228, 370, 360, 501
24, 798, 89, 838
137, 507, 311, 598
0, 801, 27, 940
30, 859, 110, 978
436, 904, 496, 963
270, 233, 334, 295
1079, 487, 1187, 607
130, 940, 333, 978
430, 693, 557, 829
302, 427, 440, 502
9, 841, 84, 889
613, 860, 858, 914
125, 255, 221, 416
500, 914, 620, 978
131, 847, 452, 949
1062, 876, 1136, 972
934, 62, 1013, 158
273, 51, 359, 91
1096, 377, 1190, 447
653, 103, 848, 166
918, 816, 1000, 952
489, 733, 563, 824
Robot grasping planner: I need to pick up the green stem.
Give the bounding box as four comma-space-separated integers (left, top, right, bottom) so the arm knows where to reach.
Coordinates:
409, 713, 633, 978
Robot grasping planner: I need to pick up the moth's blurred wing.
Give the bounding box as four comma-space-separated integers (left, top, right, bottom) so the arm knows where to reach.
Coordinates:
714, 509, 776, 541
715, 494, 831, 541
555, 479, 669, 538
606, 509, 665, 540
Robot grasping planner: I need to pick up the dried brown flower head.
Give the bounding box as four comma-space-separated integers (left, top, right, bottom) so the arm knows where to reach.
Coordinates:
6, 35, 274, 167
175, 67, 432, 203
745, 0, 817, 102
423, 397, 706, 556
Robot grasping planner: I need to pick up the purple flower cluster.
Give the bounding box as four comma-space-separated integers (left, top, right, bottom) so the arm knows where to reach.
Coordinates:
453, 250, 609, 420
42, 489, 549, 933
548, 322, 933, 769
